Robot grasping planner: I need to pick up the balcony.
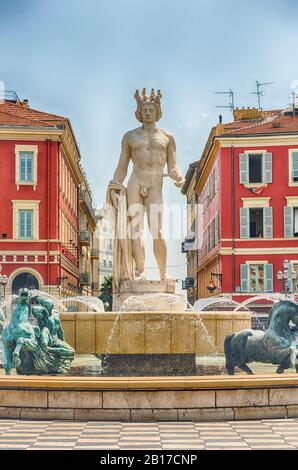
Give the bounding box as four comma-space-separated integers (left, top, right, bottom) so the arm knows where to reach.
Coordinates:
181, 235, 196, 253
79, 189, 96, 225
79, 273, 90, 285
91, 282, 99, 291
91, 249, 100, 259
79, 231, 90, 245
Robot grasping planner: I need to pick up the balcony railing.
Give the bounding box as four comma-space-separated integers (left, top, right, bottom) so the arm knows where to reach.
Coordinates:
79, 231, 90, 245
91, 249, 100, 259
79, 273, 90, 285
79, 189, 96, 223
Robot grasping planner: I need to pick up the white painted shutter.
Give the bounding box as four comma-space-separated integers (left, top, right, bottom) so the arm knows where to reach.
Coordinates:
284, 206, 294, 238
265, 264, 273, 292
240, 264, 249, 292
263, 152, 272, 183
240, 207, 249, 238
263, 206, 273, 238
239, 153, 249, 184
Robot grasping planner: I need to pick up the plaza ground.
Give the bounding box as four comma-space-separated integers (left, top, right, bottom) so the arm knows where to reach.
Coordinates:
0, 418, 298, 449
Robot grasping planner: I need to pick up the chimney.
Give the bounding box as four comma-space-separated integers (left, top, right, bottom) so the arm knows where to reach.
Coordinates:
21, 99, 29, 108
219, 114, 222, 124
233, 107, 260, 122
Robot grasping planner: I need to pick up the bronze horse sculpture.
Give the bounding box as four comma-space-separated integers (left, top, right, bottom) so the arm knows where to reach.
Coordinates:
224, 301, 298, 375
1, 288, 74, 375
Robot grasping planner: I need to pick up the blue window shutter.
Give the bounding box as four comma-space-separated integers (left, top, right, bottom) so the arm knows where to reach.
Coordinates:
292, 152, 298, 180
240, 207, 249, 238
241, 264, 249, 292
239, 153, 249, 184
263, 152, 272, 183
26, 211, 33, 238
19, 211, 25, 238
263, 206, 273, 238
27, 157, 33, 181
265, 264, 273, 292
284, 206, 294, 238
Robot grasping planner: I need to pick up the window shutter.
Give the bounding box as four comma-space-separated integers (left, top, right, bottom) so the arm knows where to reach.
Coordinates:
239, 153, 249, 184
264, 264, 273, 292
263, 152, 272, 183
208, 225, 211, 251
284, 206, 294, 238
292, 152, 298, 180
215, 212, 220, 245
240, 264, 249, 292
240, 207, 249, 238
263, 206, 273, 238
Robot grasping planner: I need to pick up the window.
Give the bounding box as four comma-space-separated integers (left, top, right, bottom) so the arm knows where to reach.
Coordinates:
12, 200, 40, 240
249, 154, 262, 183
289, 150, 298, 185
109, 260, 112, 268
249, 208, 263, 238
15, 145, 38, 189
284, 205, 298, 238
240, 205, 273, 239
18, 210, 33, 239
19, 152, 33, 182
239, 151, 272, 185
240, 263, 273, 292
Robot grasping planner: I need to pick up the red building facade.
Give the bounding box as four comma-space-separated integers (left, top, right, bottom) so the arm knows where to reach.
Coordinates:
190, 107, 298, 304
0, 94, 97, 298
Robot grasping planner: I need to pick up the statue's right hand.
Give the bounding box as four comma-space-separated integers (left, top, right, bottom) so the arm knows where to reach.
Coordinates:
110, 189, 119, 208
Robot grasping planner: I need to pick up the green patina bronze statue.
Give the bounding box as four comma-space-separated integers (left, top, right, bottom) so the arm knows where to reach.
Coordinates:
225, 300, 298, 375
1, 288, 75, 375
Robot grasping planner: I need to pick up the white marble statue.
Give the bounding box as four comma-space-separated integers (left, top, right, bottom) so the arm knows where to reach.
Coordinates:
107, 88, 185, 293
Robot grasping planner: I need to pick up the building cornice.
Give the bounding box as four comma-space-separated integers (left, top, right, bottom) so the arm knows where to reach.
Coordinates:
216, 133, 298, 148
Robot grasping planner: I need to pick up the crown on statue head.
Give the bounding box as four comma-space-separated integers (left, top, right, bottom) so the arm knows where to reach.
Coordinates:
134, 88, 162, 122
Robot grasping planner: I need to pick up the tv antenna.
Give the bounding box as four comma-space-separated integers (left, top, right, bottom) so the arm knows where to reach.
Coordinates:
251, 80, 274, 111
215, 88, 235, 111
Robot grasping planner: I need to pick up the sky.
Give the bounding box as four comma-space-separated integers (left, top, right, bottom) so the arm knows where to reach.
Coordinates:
1, 0, 298, 284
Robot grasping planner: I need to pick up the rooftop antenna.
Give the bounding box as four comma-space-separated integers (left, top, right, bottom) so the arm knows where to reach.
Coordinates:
251, 80, 274, 111
215, 88, 235, 111
290, 91, 297, 116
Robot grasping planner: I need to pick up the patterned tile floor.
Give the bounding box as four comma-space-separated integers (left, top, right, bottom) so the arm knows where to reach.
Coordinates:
0, 418, 298, 450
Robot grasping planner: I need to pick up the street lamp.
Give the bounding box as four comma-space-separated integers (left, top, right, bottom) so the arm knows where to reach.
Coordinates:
0, 264, 8, 301
277, 259, 297, 298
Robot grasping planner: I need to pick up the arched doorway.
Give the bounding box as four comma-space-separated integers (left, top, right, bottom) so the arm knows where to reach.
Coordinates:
12, 272, 40, 294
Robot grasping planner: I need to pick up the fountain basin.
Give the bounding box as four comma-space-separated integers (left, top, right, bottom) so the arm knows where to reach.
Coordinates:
1, 373, 298, 421
61, 311, 251, 355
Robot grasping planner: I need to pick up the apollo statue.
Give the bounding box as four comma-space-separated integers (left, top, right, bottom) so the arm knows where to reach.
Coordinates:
107, 88, 185, 293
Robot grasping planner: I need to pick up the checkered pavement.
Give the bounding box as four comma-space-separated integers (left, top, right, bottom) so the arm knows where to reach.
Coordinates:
0, 418, 298, 450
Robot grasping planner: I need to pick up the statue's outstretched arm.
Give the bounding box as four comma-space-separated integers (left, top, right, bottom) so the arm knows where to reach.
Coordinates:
166, 134, 185, 188
112, 134, 131, 184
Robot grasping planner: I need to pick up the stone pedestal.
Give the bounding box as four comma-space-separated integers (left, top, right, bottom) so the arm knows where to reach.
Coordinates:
113, 279, 186, 312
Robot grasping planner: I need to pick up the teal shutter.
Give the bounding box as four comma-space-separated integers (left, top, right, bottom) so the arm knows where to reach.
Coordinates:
20, 157, 26, 181
263, 152, 272, 183
240, 207, 249, 238
264, 264, 273, 292
292, 152, 298, 181
239, 153, 249, 184
240, 264, 249, 292
284, 206, 294, 238
26, 211, 33, 238
263, 206, 273, 238
19, 211, 25, 238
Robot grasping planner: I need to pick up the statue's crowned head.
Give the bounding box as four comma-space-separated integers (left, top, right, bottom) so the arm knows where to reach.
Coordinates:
134, 88, 162, 123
